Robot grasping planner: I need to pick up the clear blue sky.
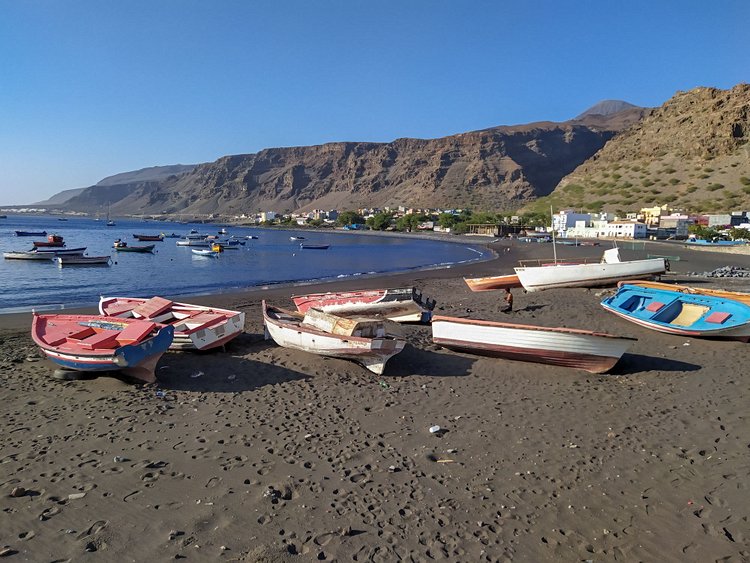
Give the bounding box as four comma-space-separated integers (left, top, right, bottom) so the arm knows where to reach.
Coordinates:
1, 0, 747, 205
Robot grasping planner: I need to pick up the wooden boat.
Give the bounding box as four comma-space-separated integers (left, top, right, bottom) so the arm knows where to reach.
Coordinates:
192, 248, 220, 257
262, 301, 405, 375
514, 248, 666, 292
113, 241, 155, 253
133, 234, 164, 242
57, 255, 112, 266
464, 273, 522, 292
292, 287, 436, 323
300, 244, 330, 250
601, 284, 750, 341
431, 315, 636, 374
161, 233, 181, 238
31, 314, 174, 382
4, 247, 86, 260
99, 296, 245, 351
15, 230, 47, 237
33, 234, 65, 247
621, 280, 750, 306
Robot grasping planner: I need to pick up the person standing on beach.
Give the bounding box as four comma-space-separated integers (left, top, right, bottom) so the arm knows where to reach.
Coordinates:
501, 288, 513, 312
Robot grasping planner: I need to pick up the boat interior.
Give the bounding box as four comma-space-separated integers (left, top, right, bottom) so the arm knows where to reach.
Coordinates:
619, 294, 711, 327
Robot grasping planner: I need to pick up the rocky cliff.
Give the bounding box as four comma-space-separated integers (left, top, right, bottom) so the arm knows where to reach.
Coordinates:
538, 84, 750, 214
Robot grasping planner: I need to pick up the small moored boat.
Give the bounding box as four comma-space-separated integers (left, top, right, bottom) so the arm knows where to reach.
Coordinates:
292, 287, 436, 323
31, 314, 174, 382
113, 240, 155, 253
15, 230, 47, 237
4, 247, 86, 260
99, 296, 245, 351
191, 248, 220, 257
601, 284, 750, 341
290, 236, 305, 241
431, 315, 636, 374
133, 234, 164, 242
262, 301, 405, 375
33, 234, 65, 247
57, 255, 112, 266
300, 244, 330, 250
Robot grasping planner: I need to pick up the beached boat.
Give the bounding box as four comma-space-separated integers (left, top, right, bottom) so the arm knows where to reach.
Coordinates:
133, 234, 164, 242
300, 244, 330, 250
57, 255, 112, 266
431, 315, 635, 374
191, 248, 220, 257
99, 296, 245, 351
33, 234, 65, 247
15, 230, 47, 237
601, 284, 750, 341
685, 238, 746, 246
514, 248, 667, 292
464, 273, 522, 292
621, 280, 750, 306
4, 247, 86, 260
292, 287, 436, 323
31, 313, 174, 382
262, 301, 405, 375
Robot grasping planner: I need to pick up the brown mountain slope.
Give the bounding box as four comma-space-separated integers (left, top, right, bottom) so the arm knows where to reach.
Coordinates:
534, 84, 750, 214
67, 111, 643, 216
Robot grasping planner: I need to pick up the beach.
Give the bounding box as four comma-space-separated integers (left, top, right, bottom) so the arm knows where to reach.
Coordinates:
2, 239, 750, 562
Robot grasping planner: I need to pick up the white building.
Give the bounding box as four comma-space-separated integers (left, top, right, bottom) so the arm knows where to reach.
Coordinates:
602, 220, 647, 239
260, 211, 276, 222
553, 210, 592, 233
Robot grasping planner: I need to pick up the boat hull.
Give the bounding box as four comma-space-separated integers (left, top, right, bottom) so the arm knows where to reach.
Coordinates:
463, 274, 522, 292
431, 315, 635, 374
515, 258, 666, 292
292, 287, 436, 323
263, 301, 405, 374
99, 296, 245, 351
114, 245, 155, 253
621, 280, 750, 306
57, 256, 111, 266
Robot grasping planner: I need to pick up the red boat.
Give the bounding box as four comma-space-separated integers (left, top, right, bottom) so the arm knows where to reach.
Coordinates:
33, 234, 65, 248
292, 287, 436, 323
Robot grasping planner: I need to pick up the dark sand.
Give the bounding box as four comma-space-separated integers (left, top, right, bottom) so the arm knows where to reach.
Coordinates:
2, 239, 750, 562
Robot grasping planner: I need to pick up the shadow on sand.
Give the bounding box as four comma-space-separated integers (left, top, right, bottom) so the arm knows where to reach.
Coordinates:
610, 353, 702, 376
385, 344, 476, 378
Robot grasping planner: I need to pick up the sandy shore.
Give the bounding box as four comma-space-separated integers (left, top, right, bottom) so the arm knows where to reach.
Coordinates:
2, 240, 750, 562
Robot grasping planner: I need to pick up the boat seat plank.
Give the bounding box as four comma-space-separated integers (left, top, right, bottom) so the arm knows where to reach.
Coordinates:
132, 297, 173, 319
645, 301, 665, 312
45, 325, 99, 346
104, 302, 137, 317
705, 311, 731, 324
115, 321, 156, 345
78, 331, 120, 350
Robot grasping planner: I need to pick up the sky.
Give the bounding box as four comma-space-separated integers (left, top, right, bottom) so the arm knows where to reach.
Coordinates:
1, 0, 747, 205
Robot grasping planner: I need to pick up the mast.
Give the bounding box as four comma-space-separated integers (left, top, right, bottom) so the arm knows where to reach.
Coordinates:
551, 206, 557, 263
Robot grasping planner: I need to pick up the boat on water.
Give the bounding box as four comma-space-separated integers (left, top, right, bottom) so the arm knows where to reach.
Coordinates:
620, 280, 750, 306
191, 248, 220, 257
15, 230, 47, 237
133, 234, 164, 242
601, 284, 750, 341
113, 240, 155, 253
33, 234, 65, 247
4, 247, 86, 260
291, 287, 436, 323
464, 273, 522, 292
245, 235, 259, 239
31, 313, 174, 382
431, 315, 636, 374
514, 248, 667, 292
290, 236, 305, 241
57, 255, 112, 266
99, 296, 245, 351
161, 233, 181, 238
300, 244, 330, 250
218, 228, 228, 235
262, 301, 406, 375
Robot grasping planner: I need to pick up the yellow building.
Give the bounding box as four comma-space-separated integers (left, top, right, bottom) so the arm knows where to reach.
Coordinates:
639, 204, 670, 227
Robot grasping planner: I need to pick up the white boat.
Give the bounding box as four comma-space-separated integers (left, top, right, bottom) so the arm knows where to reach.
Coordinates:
4, 247, 87, 260
514, 248, 667, 292
431, 315, 635, 374
291, 287, 436, 323
99, 296, 245, 351
262, 301, 405, 375
57, 255, 112, 266
191, 249, 220, 257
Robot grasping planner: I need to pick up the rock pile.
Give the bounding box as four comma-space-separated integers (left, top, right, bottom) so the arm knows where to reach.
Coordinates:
689, 265, 750, 278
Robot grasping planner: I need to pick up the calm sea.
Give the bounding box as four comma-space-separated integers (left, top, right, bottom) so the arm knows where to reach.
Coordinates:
0, 215, 490, 313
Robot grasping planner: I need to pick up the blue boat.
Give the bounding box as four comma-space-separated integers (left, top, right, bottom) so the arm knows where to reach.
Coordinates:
685, 238, 746, 246
601, 284, 750, 341
31, 314, 174, 382
15, 230, 47, 237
